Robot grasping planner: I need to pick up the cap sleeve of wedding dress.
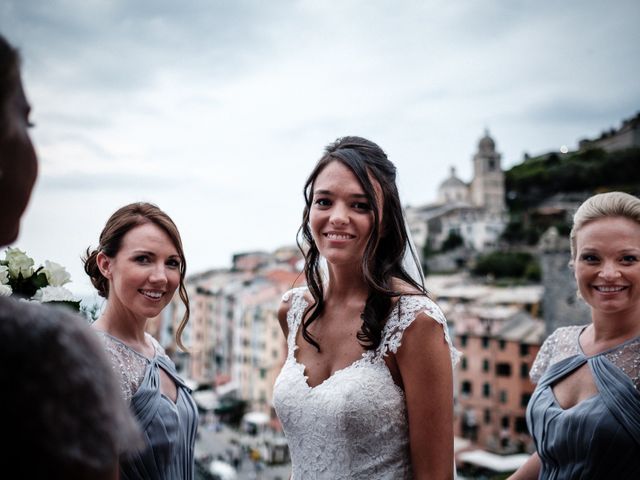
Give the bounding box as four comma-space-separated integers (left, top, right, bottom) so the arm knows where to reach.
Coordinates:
380, 294, 461, 368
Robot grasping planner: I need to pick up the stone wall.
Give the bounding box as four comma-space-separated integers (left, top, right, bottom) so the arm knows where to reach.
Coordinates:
538, 228, 590, 337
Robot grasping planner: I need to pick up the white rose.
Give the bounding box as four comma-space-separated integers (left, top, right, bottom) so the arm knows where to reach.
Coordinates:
0, 284, 12, 296
31, 286, 78, 303
0, 265, 9, 284
5, 247, 35, 279
42, 260, 71, 287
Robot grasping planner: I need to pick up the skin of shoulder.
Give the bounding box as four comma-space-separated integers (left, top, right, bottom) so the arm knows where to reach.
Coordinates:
395, 309, 454, 480
391, 277, 423, 296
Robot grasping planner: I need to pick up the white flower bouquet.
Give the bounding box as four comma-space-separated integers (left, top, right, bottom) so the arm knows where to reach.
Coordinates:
0, 248, 81, 311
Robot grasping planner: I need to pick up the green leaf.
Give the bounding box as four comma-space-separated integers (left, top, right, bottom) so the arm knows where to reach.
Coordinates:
32, 272, 49, 290
48, 300, 82, 312
11, 272, 39, 298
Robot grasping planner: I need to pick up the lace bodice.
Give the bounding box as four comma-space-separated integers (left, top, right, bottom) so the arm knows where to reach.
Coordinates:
94, 331, 167, 402
530, 325, 640, 389
272, 287, 460, 480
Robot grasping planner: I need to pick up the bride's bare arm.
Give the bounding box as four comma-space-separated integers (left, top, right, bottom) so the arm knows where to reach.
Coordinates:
396, 312, 454, 480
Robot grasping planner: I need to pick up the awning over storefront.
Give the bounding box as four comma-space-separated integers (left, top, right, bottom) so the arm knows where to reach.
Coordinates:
457, 450, 530, 472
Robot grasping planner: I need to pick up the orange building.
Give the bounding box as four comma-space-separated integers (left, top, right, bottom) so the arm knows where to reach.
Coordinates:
455, 312, 543, 453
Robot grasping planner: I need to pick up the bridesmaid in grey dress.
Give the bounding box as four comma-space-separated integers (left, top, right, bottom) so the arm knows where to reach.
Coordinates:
509, 191, 640, 479
84, 202, 198, 480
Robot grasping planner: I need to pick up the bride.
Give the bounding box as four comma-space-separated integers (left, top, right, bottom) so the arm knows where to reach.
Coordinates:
273, 136, 459, 479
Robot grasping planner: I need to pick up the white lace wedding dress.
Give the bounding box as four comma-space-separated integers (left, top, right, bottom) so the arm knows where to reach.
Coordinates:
273, 287, 460, 479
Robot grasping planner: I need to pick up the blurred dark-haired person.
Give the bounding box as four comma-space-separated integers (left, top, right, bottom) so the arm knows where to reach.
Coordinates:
0, 33, 36, 245
0, 33, 142, 480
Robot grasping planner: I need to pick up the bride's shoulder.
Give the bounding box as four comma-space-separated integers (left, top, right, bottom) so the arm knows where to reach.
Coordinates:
390, 278, 433, 309
388, 278, 445, 324
280, 286, 311, 306
391, 277, 424, 296
278, 286, 310, 332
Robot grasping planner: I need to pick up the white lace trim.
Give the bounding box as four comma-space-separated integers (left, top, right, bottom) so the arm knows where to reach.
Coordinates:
377, 294, 461, 367
282, 287, 460, 369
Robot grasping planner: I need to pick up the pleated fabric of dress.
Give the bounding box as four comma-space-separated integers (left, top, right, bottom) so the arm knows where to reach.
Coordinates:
96, 331, 199, 480
527, 326, 640, 479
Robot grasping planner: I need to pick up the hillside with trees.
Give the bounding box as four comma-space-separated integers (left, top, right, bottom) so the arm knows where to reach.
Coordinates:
500, 146, 640, 246
505, 147, 640, 211
464, 146, 639, 282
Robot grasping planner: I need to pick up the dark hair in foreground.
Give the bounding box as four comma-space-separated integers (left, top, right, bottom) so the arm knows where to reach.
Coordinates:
83, 202, 191, 351
0, 33, 20, 136
298, 136, 426, 351
0, 298, 142, 479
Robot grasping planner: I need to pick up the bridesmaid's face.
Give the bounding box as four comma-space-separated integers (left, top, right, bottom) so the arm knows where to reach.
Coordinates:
573, 216, 640, 317
97, 223, 182, 320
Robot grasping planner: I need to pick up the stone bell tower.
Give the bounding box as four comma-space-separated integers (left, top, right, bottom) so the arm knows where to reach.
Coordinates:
470, 129, 505, 213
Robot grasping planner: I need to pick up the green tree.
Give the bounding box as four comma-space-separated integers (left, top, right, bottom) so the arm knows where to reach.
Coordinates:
441, 231, 464, 252
472, 251, 540, 281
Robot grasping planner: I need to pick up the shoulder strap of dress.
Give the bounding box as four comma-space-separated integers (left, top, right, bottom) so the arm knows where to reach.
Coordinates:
378, 295, 461, 367
602, 335, 640, 391
281, 287, 309, 355
147, 333, 166, 357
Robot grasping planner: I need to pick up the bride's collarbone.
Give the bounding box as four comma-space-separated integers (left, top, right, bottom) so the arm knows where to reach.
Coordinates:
302, 317, 363, 354
305, 302, 364, 331
296, 324, 366, 376
296, 345, 367, 388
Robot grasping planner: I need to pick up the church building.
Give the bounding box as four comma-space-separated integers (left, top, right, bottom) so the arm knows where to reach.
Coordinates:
407, 130, 508, 260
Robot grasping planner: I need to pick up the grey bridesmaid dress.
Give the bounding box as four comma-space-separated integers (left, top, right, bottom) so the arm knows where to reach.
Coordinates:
96, 331, 199, 480
527, 326, 640, 479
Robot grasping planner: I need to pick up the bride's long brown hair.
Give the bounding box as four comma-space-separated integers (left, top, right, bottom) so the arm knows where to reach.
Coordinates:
298, 136, 426, 352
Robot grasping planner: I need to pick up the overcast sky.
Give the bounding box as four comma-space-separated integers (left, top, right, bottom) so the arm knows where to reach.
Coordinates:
2, 0, 639, 297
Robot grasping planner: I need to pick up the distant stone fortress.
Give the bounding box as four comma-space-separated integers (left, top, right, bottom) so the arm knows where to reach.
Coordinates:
578, 111, 640, 152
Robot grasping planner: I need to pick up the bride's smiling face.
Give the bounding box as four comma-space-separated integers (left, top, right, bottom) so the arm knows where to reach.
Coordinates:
309, 161, 383, 267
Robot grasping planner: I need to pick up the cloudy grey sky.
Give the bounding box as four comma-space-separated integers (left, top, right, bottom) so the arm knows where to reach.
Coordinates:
2, 0, 639, 297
